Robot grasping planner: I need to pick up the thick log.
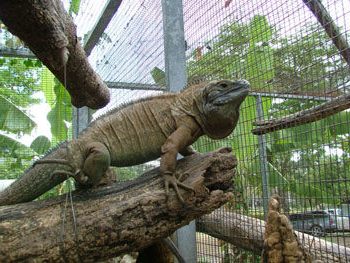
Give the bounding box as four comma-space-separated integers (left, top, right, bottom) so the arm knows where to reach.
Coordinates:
0, 149, 236, 262
252, 93, 350, 135
0, 0, 110, 109
197, 208, 350, 262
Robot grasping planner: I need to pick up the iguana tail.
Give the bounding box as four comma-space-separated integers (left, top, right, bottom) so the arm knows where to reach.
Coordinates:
0, 141, 74, 206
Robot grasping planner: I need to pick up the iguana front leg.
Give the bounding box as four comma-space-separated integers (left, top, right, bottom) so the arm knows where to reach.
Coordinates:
160, 125, 197, 203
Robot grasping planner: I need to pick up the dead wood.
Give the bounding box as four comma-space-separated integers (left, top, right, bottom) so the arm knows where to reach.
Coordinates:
0, 0, 110, 109
263, 195, 311, 263
0, 149, 236, 262
197, 207, 350, 262
252, 93, 350, 135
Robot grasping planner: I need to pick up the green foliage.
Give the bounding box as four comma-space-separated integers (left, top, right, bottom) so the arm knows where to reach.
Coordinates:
187, 14, 350, 208
0, 134, 35, 179
47, 79, 72, 142
30, 135, 51, 155
246, 15, 274, 90
0, 94, 36, 134
69, 0, 81, 15
41, 70, 72, 142
0, 57, 41, 107
116, 163, 157, 181
0, 134, 35, 159
151, 67, 166, 87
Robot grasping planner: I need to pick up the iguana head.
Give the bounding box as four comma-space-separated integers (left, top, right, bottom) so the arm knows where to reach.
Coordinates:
195, 79, 249, 139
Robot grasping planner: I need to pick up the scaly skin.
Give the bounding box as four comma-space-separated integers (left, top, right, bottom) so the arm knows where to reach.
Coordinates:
0, 79, 249, 206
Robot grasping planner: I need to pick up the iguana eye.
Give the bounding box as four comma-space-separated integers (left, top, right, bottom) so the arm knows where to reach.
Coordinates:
219, 83, 228, 88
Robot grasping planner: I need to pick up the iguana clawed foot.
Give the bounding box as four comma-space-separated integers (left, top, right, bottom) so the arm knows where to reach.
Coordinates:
163, 172, 194, 203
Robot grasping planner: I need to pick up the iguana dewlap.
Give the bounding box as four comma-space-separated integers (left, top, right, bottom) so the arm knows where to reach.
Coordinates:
0, 79, 249, 205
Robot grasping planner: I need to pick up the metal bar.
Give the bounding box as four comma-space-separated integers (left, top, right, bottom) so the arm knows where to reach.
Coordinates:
105, 81, 165, 91
72, 106, 92, 138
83, 0, 123, 56
161, 0, 187, 92
256, 95, 270, 219
0, 47, 35, 58
161, 0, 196, 262
250, 91, 332, 101
175, 221, 197, 263
105, 81, 333, 100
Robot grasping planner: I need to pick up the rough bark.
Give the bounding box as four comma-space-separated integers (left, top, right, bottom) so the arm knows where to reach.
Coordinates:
263, 195, 311, 262
0, 149, 236, 262
252, 93, 350, 135
0, 0, 110, 109
197, 207, 350, 262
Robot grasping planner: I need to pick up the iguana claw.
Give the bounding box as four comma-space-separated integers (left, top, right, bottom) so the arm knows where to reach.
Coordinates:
163, 172, 194, 203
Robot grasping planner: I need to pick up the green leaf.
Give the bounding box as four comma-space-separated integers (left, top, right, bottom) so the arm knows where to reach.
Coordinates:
0, 134, 36, 159
69, 0, 81, 14
23, 59, 34, 68
0, 94, 36, 133
30, 135, 51, 154
40, 68, 56, 107
151, 67, 166, 87
47, 80, 72, 142
327, 111, 350, 136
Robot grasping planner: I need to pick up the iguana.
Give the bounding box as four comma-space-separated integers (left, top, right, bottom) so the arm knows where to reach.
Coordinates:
0, 79, 249, 206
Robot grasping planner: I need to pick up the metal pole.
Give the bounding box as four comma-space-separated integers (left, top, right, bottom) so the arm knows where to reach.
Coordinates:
255, 95, 270, 218
72, 107, 92, 138
161, 0, 187, 92
161, 0, 197, 262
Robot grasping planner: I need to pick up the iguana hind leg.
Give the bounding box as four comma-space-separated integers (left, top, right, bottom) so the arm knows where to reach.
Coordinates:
79, 142, 111, 187
34, 142, 111, 188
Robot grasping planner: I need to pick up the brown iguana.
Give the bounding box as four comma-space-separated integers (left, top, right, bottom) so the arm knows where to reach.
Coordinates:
0, 79, 249, 206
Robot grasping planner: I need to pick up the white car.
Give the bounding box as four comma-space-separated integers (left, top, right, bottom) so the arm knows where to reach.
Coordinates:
324, 208, 350, 231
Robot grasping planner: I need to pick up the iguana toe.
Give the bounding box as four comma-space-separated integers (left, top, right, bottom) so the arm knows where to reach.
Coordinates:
163, 172, 194, 203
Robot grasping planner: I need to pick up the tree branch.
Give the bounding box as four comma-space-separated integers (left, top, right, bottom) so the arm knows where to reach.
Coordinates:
251, 93, 350, 135
0, 0, 110, 109
302, 0, 350, 67
0, 149, 236, 262
198, 207, 350, 262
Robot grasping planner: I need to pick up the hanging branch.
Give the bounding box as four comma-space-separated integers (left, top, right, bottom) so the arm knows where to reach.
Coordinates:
252, 93, 350, 135
0, 0, 110, 109
302, 0, 350, 67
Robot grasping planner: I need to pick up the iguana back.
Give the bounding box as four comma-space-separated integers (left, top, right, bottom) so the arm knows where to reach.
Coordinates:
77, 93, 178, 166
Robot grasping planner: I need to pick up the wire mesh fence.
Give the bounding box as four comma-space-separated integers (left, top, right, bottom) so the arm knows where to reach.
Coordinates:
0, 0, 350, 262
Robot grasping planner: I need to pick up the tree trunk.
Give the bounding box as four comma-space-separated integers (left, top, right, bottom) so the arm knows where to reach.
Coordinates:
0, 0, 110, 109
0, 149, 236, 262
197, 207, 350, 262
